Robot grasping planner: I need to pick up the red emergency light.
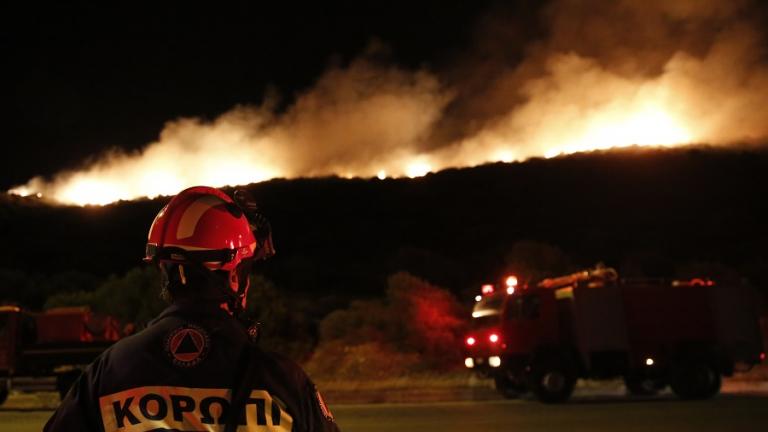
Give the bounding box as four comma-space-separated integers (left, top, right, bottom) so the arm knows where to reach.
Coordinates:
481, 284, 494, 295
672, 278, 717, 287
466, 336, 477, 346
489, 333, 499, 343
691, 278, 715, 287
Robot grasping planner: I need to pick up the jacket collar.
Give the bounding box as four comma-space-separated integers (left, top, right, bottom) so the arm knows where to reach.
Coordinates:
151, 300, 231, 324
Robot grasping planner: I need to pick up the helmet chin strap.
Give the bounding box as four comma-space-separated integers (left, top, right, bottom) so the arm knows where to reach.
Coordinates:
198, 262, 260, 344
200, 264, 246, 315
162, 260, 246, 314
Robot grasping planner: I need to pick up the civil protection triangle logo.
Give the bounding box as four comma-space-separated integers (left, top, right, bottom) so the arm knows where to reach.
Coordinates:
164, 324, 210, 367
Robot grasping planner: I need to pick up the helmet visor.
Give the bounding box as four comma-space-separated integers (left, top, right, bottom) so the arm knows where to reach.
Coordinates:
146, 245, 237, 265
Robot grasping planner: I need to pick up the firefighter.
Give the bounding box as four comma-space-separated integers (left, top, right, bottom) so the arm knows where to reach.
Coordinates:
44, 186, 339, 432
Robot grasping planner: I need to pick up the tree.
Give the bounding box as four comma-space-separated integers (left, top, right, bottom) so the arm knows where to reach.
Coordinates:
385, 272, 466, 365
245, 274, 314, 361
312, 272, 466, 377
45, 266, 165, 326
503, 241, 573, 283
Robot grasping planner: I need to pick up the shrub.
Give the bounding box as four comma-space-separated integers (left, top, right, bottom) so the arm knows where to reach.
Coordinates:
311, 272, 466, 379
305, 341, 422, 380
44, 266, 165, 326
246, 274, 314, 361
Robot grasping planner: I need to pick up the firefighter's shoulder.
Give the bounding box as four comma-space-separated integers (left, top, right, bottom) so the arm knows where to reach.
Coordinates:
254, 349, 339, 431
252, 347, 311, 388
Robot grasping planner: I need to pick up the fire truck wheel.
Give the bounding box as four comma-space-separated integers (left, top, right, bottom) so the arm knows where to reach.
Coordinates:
529, 363, 576, 403
0, 388, 8, 406
56, 370, 82, 400
670, 362, 721, 399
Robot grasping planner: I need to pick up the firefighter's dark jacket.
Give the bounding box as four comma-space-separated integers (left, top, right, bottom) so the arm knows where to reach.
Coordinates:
44, 300, 340, 432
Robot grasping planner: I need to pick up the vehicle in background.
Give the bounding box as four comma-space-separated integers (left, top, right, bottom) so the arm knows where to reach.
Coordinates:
0, 306, 123, 405
464, 266, 766, 403
463, 277, 527, 397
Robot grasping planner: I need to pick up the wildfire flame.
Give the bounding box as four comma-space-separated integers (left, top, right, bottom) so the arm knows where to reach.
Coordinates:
8, 105, 694, 206
8, 0, 768, 206
543, 108, 693, 159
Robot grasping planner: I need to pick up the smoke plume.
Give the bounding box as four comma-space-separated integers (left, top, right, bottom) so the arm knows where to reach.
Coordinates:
10, 0, 768, 205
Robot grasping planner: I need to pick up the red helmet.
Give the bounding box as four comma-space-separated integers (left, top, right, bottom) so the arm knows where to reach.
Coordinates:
144, 186, 273, 298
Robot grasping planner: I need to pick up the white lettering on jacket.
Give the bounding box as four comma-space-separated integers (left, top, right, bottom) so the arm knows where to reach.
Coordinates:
98, 386, 293, 432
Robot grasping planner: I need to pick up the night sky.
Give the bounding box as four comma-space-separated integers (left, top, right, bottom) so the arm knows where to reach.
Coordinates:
3, 1, 768, 306
6, 1, 768, 196
3, 1, 540, 190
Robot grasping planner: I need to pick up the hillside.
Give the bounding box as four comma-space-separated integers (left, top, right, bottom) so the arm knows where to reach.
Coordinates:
2, 145, 767, 309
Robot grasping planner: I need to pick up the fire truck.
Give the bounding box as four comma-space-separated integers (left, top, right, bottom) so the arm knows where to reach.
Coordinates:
464, 266, 765, 403
0, 306, 122, 405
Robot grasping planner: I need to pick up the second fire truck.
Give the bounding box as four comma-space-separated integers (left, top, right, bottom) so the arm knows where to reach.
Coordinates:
464, 266, 765, 403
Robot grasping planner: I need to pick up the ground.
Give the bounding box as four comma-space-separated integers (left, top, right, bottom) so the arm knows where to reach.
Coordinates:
4, 381, 767, 431
333, 395, 768, 432
6, 395, 768, 432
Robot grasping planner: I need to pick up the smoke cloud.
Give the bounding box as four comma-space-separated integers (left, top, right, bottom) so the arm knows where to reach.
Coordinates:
440, 0, 768, 162
10, 0, 768, 205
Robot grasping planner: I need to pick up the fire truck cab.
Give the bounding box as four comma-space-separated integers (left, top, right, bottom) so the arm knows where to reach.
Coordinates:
465, 267, 765, 403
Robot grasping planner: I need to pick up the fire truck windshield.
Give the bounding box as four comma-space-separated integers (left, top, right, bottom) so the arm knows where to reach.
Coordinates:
472, 294, 505, 318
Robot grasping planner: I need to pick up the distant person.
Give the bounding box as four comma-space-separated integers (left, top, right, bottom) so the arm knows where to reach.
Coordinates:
45, 186, 339, 432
